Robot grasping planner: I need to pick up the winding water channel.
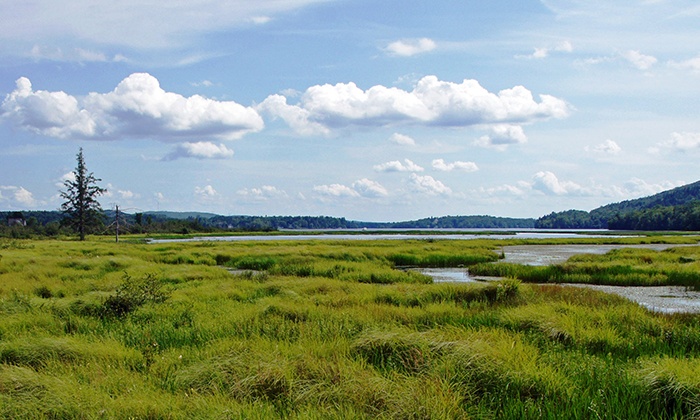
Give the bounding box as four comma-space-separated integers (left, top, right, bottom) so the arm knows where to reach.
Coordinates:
422, 243, 700, 314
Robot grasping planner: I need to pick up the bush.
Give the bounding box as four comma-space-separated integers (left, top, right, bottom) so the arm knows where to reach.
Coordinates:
101, 273, 170, 318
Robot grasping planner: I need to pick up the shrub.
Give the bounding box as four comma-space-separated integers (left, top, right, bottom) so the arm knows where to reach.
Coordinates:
101, 273, 170, 318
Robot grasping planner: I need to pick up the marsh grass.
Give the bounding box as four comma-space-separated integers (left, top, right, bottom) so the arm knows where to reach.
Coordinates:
0, 236, 699, 418
470, 245, 700, 287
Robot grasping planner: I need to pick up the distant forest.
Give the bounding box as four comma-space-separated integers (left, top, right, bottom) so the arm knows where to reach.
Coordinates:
535, 180, 700, 230
0, 211, 536, 238
3, 179, 700, 238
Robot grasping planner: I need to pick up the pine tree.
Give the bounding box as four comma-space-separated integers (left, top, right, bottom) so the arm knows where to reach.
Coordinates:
60, 148, 107, 240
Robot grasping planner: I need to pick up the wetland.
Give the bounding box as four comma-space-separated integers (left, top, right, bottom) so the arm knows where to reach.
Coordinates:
1, 234, 700, 418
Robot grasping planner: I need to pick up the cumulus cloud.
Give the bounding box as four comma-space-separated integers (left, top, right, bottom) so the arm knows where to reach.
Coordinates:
384, 38, 437, 57
618, 178, 683, 197
374, 159, 424, 173
313, 184, 360, 198
389, 132, 416, 146
622, 50, 657, 70
410, 174, 452, 196
260, 76, 569, 135
478, 183, 529, 197
352, 178, 388, 197
481, 172, 684, 201
256, 94, 330, 136
237, 185, 287, 201
313, 179, 388, 199
586, 139, 622, 155
650, 132, 700, 153
164, 142, 235, 161
432, 159, 479, 172
1, 73, 264, 142
117, 190, 137, 200
0, 185, 37, 207
474, 124, 528, 150
194, 185, 218, 198
531, 171, 586, 196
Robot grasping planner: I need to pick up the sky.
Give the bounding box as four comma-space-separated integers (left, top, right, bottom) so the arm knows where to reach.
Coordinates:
1, 0, 699, 222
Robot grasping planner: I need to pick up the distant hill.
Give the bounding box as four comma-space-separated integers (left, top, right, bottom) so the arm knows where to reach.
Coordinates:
208, 214, 535, 230
536, 180, 700, 230
143, 211, 219, 220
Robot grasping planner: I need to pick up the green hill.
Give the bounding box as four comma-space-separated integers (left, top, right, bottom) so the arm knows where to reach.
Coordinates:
536, 180, 700, 230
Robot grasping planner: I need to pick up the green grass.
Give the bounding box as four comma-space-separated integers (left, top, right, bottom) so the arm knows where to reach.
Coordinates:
0, 236, 699, 418
470, 245, 700, 287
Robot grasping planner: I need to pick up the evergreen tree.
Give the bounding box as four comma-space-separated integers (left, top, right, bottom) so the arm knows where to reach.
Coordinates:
60, 148, 107, 240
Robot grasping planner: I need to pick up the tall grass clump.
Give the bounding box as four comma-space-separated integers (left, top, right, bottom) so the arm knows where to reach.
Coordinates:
639, 357, 700, 418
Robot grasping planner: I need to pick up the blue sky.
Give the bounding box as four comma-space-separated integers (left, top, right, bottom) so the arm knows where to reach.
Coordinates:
1, 0, 699, 222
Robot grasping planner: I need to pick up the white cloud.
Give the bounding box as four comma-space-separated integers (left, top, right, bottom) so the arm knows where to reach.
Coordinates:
313, 184, 360, 198
432, 159, 479, 172
194, 185, 218, 198
14, 187, 36, 206
531, 171, 586, 196
622, 50, 658, 70
164, 142, 235, 160
0, 0, 332, 52
409, 174, 452, 196
29, 45, 121, 63
1, 73, 264, 142
374, 159, 424, 173
190, 80, 214, 88
0, 185, 37, 207
261, 76, 569, 134
59, 171, 76, 185
352, 178, 388, 198
619, 178, 684, 198
478, 183, 529, 197
651, 132, 700, 153
384, 38, 437, 57
518, 41, 573, 59
474, 124, 528, 150
257, 94, 330, 136
118, 190, 137, 200
237, 185, 288, 201
389, 133, 416, 146
313, 179, 388, 199
586, 139, 622, 155
668, 55, 700, 72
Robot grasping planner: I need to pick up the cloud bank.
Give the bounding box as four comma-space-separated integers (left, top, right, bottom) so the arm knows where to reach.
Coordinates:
0, 0, 332, 51
259, 75, 570, 134
1, 73, 264, 143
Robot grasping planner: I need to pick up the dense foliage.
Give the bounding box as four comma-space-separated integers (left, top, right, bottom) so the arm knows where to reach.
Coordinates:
536, 180, 700, 230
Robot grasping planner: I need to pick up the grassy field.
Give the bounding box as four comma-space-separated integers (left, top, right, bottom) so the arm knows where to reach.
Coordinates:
1, 236, 700, 418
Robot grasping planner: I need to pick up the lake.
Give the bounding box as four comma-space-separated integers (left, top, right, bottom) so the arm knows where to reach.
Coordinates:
148, 229, 619, 243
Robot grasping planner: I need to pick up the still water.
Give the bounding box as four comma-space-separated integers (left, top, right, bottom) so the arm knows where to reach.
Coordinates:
419, 243, 700, 314
148, 229, 616, 243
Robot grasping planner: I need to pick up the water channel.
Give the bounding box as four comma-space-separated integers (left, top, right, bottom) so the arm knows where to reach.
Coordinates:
419, 243, 700, 314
